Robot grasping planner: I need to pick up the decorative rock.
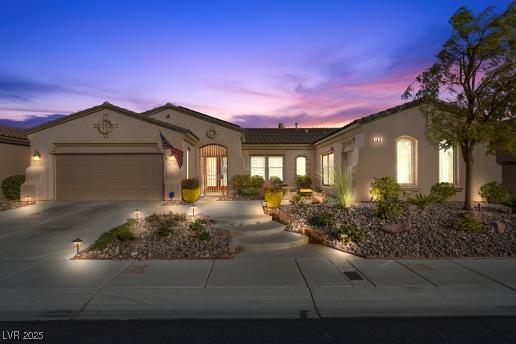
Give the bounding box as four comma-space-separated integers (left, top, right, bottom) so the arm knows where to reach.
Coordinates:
489, 221, 508, 234
381, 223, 412, 234
303, 226, 329, 244
272, 211, 291, 225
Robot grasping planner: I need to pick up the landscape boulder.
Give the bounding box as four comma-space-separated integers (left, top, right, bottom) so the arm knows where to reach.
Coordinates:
381, 223, 412, 234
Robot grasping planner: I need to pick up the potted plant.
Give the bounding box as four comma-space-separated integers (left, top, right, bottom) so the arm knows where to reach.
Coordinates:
181, 178, 200, 203
264, 176, 283, 208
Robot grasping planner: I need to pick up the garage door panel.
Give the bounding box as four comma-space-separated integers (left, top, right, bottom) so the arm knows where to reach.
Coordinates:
56, 155, 163, 201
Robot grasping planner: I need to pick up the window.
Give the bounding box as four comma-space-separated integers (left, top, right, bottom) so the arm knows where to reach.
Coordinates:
439, 145, 455, 184
396, 137, 416, 185
250, 156, 266, 179
321, 152, 334, 185
186, 148, 190, 179
250, 156, 284, 180
296, 156, 307, 176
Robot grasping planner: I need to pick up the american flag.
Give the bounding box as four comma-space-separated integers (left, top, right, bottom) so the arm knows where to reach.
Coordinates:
160, 132, 183, 168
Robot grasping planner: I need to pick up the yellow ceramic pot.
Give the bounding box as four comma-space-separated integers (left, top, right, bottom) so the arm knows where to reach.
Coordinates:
264, 190, 283, 208
182, 188, 200, 203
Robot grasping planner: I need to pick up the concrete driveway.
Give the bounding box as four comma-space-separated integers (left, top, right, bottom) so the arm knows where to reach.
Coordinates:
0, 201, 160, 260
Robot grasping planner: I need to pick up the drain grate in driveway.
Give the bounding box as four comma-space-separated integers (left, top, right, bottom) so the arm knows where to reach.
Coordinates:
343, 271, 364, 281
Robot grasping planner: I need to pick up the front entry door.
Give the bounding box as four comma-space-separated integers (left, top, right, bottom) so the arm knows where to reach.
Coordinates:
200, 145, 228, 196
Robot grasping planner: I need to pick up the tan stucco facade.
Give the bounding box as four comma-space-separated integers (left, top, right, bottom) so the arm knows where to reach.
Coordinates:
19, 102, 502, 202
0, 142, 30, 183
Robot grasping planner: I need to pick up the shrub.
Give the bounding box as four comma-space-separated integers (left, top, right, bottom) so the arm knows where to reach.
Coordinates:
290, 193, 303, 205
312, 185, 322, 192
430, 182, 457, 203
181, 178, 200, 189
196, 229, 210, 241
370, 177, 401, 201
157, 226, 171, 237
479, 182, 509, 204
307, 212, 336, 229
1, 174, 25, 200
376, 198, 405, 222
452, 213, 484, 233
263, 177, 283, 193
241, 187, 261, 197
250, 175, 265, 188
333, 223, 364, 243
231, 175, 252, 192
333, 166, 353, 209
90, 221, 136, 251
145, 212, 186, 228
296, 175, 312, 189
189, 218, 205, 231
407, 193, 436, 210
503, 196, 516, 213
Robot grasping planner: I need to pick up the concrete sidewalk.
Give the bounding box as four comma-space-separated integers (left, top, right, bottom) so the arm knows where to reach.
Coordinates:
0, 254, 515, 320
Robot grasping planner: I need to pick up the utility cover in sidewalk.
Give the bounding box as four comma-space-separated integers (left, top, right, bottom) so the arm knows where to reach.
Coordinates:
343, 271, 363, 280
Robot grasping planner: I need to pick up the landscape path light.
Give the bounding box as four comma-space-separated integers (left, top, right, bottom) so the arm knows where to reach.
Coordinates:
73, 238, 83, 256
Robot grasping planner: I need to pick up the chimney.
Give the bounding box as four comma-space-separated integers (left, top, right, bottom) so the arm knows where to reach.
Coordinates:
295, 122, 298, 128
278, 123, 285, 128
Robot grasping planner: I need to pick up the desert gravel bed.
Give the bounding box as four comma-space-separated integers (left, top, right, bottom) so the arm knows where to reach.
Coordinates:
0, 198, 34, 211
282, 202, 515, 258
78, 214, 233, 260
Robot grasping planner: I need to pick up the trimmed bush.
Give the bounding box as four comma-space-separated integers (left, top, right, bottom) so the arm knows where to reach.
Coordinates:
452, 213, 484, 233
241, 187, 261, 197
333, 223, 364, 243
158, 226, 171, 237
376, 197, 405, 222
290, 193, 303, 205
90, 221, 136, 251
181, 178, 200, 189
430, 182, 457, 202
295, 175, 312, 189
231, 175, 252, 192
479, 182, 509, 204
307, 212, 336, 229
196, 229, 210, 241
407, 193, 436, 210
503, 196, 516, 213
370, 177, 401, 201
1, 174, 25, 200
250, 175, 265, 188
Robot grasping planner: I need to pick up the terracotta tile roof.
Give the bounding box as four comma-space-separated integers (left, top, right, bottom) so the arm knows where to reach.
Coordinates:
0, 125, 29, 145
243, 127, 339, 144
140, 103, 242, 132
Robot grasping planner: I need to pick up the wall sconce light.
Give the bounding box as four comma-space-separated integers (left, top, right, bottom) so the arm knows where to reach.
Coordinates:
73, 238, 83, 256
33, 150, 41, 161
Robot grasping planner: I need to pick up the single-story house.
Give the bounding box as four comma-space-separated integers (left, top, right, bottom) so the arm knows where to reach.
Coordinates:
497, 152, 516, 195
19, 99, 502, 202
0, 125, 30, 183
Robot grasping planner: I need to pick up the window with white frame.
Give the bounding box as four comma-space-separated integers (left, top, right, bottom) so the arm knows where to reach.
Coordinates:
250, 156, 284, 180
250, 156, 266, 179
268, 156, 284, 180
439, 144, 455, 184
396, 137, 416, 185
296, 156, 307, 176
321, 152, 334, 185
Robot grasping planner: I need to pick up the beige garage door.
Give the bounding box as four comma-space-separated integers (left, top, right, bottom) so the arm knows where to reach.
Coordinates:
56, 154, 163, 201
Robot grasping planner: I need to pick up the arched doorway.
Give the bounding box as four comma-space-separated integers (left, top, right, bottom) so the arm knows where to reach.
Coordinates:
200, 144, 228, 196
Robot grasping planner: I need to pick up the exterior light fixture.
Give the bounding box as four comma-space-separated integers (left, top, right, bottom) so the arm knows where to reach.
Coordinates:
33, 150, 41, 161
191, 204, 195, 217
134, 209, 140, 220
73, 238, 83, 256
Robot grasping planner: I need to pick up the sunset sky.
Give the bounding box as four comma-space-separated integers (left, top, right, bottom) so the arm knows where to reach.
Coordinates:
0, 0, 508, 128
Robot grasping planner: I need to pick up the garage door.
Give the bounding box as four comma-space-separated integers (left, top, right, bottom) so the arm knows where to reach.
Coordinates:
56, 154, 163, 201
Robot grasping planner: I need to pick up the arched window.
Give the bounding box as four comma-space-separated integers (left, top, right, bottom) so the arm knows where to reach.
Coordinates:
396, 137, 416, 185
296, 156, 307, 176
439, 143, 455, 184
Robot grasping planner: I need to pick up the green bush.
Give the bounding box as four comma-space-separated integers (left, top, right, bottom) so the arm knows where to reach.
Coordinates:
334, 166, 353, 209
1, 175, 25, 200
290, 193, 303, 205
479, 182, 509, 204
250, 175, 265, 188
452, 214, 484, 233
231, 175, 252, 191
158, 226, 171, 237
90, 221, 136, 250
333, 223, 364, 243
312, 185, 322, 193
296, 175, 312, 189
189, 218, 205, 231
407, 193, 436, 210
376, 198, 405, 222
181, 178, 200, 189
264, 177, 283, 193
196, 229, 210, 241
307, 212, 336, 229
503, 196, 516, 213
430, 182, 457, 203
241, 187, 261, 197
370, 177, 401, 201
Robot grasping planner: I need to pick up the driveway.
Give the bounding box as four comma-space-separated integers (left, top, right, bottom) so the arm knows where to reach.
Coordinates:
0, 201, 160, 260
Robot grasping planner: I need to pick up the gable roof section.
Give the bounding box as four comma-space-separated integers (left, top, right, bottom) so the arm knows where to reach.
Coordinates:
314, 98, 425, 144
243, 127, 339, 144
0, 125, 29, 146
140, 103, 242, 132
25, 102, 199, 140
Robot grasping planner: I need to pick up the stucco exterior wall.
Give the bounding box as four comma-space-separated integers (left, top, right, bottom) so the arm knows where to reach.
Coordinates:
315, 106, 502, 202
241, 145, 315, 187
0, 142, 30, 184
22, 108, 186, 201
147, 109, 247, 181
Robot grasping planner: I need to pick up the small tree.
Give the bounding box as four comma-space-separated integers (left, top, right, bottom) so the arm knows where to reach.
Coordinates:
403, 3, 516, 210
